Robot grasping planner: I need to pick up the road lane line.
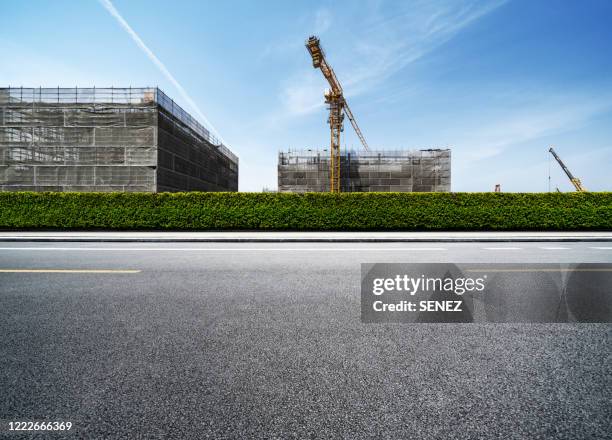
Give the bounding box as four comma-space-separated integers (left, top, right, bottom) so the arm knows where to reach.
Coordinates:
465, 268, 612, 272
540, 247, 570, 250
0, 269, 140, 273
483, 247, 522, 250
590, 247, 612, 250
0, 247, 447, 252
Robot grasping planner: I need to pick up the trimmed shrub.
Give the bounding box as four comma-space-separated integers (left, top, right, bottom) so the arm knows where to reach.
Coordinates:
0, 192, 610, 230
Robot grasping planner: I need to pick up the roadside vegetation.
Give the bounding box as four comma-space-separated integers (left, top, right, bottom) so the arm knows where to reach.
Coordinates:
1, 192, 610, 230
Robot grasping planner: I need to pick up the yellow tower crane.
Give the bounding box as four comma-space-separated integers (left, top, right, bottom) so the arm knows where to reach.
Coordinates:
548, 147, 587, 192
306, 36, 369, 192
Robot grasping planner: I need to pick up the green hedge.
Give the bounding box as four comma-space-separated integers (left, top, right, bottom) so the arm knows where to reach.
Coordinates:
0, 192, 611, 230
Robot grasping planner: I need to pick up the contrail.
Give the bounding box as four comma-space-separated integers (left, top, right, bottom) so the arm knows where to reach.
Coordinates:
97, 0, 227, 145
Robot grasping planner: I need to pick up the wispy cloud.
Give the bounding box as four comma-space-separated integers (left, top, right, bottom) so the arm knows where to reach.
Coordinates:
458, 91, 612, 161
280, 71, 326, 116
457, 145, 612, 192
313, 8, 333, 34
264, 7, 334, 116
97, 0, 226, 145
258, 7, 333, 62
344, 0, 507, 94
255, 1, 509, 132
277, 0, 507, 117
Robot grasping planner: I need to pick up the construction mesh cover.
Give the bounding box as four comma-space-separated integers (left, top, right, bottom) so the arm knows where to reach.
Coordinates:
0, 87, 238, 192
278, 149, 451, 192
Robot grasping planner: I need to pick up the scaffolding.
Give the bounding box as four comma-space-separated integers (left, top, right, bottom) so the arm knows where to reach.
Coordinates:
278, 149, 451, 192
0, 87, 238, 192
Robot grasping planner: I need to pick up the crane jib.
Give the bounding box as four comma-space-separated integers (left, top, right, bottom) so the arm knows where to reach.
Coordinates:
306, 35, 370, 192
549, 147, 587, 192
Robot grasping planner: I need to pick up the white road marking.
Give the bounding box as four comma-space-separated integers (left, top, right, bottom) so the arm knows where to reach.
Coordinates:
483, 247, 522, 250
590, 247, 612, 250
0, 247, 448, 252
540, 247, 570, 250
0, 269, 140, 273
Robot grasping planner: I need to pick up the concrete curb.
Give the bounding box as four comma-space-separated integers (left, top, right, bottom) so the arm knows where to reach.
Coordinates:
1, 239, 611, 243
1, 233, 611, 243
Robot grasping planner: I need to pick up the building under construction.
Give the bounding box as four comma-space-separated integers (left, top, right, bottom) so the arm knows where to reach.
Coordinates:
0, 87, 238, 192
278, 149, 451, 192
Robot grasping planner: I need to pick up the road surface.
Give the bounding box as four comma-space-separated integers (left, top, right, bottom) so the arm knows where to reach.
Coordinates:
1, 242, 611, 439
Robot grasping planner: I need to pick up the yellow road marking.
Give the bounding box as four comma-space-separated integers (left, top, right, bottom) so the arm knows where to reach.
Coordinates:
0, 269, 140, 273
465, 268, 612, 272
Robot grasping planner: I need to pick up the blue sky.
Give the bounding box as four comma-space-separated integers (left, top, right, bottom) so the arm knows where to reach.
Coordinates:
1, 0, 611, 192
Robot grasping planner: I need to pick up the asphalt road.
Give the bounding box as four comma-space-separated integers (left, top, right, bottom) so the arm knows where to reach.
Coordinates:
1, 242, 611, 439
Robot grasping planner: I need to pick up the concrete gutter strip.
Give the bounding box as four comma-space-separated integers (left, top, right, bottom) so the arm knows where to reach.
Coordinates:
0, 232, 611, 242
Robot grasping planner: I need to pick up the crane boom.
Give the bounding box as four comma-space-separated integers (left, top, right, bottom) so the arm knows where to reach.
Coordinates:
306, 35, 369, 192
549, 147, 587, 192
306, 36, 343, 94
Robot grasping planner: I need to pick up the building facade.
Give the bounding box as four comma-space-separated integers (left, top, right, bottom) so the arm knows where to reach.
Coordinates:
278, 149, 451, 192
0, 87, 238, 192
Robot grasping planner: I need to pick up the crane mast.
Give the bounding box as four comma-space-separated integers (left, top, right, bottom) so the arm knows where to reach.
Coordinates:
548, 147, 587, 192
306, 36, 369, 192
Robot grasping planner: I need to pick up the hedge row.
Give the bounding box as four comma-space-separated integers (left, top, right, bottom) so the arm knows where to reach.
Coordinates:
0, 192, 611, 230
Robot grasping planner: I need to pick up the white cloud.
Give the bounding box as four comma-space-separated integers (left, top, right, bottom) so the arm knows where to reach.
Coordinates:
281, 71, 325, 115
258, 7, 333, 62
457, 92, 612, 162
313, 8, 333, 34
448, 91, 612, 192
456, 146, 612, 193
277, 0, 508, 118
345, 0, 508, 94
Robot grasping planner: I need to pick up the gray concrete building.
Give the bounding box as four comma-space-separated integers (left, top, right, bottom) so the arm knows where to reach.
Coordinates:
0, 87, 238, 192
278, 149, 451, 192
